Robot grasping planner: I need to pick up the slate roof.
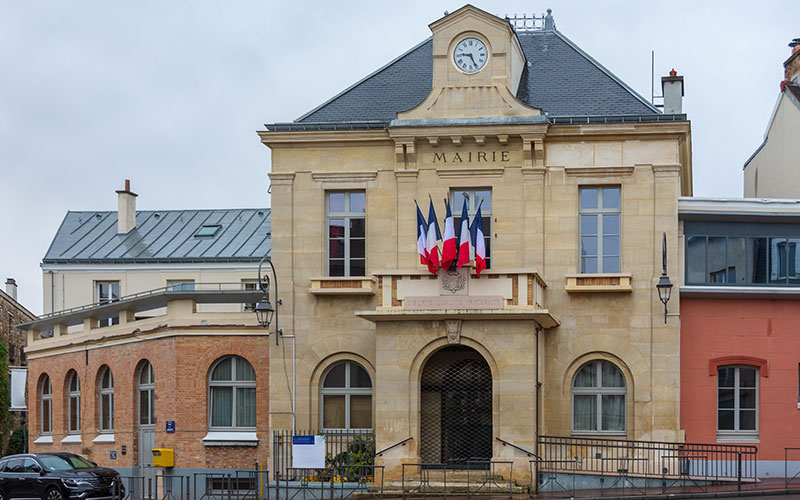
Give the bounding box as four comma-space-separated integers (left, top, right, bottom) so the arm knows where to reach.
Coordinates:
43, 209, 270, 264
287, 28, 659, 128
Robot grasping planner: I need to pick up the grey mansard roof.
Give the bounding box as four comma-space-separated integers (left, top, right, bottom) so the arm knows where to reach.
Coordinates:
43, 208, 270, 264
281, 28, 660, 129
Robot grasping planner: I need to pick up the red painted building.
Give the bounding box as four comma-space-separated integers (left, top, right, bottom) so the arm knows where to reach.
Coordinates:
680, 198, 800, 476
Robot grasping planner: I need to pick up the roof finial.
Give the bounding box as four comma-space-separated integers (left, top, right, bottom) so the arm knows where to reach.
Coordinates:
544, 8, 554, 30
670, 68, 677, 77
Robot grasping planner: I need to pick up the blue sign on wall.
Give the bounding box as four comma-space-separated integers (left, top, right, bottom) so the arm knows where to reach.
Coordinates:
166, 421, 176, 433
110, 451, 117, 460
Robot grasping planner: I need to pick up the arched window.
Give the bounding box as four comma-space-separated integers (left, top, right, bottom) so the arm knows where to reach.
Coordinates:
138, 361, 155, 426
98, 366, 114, 432
209, 356, 256, 429
321, 361, 372, 430
40, 375, 52, 435
67, 371, 80, 433
572, 360, 626, 433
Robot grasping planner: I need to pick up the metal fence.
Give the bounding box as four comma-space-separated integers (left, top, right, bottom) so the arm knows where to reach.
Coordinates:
272, 430, 375, 481
535, 435, 757, 496
117, 470, 268, 500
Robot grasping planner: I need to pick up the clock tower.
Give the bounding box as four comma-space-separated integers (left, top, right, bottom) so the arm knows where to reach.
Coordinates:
398, 4, 540, 120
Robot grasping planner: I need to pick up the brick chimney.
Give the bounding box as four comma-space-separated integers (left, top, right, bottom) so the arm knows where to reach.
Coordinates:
785, 38, 800, 83
661, 69, 684, 114
116, 179, 138, 234
5, 278, 17, 301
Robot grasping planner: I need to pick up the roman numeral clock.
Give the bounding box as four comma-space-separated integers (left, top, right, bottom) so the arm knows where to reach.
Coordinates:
454, 37, 487, 73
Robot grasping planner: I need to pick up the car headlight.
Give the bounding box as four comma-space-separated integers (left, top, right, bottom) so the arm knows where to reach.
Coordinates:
62, 479, 90, 488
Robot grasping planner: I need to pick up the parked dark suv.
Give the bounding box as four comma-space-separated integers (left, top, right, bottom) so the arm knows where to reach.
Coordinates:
0, 453, 122, 500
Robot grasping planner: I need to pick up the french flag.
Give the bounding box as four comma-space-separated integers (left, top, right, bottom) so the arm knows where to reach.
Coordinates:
470, 201, 486, 276
426, 199, 442, 274
441, 199, 457, 270
456, 196, 471, 269
416, 202, 428, 267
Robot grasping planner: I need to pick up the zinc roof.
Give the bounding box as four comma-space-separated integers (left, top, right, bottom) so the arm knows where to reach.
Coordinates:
43, 208, 270, 264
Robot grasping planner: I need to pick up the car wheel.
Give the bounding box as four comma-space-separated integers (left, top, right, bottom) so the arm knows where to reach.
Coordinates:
0, 488, 7, 500
45, 487, 64, 500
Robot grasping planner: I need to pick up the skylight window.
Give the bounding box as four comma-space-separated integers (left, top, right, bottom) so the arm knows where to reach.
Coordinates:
196, 225, 221, 237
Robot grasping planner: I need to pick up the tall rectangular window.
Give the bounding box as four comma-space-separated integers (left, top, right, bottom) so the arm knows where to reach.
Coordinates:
579, 187, 620, 273
717, 365, 758, 440
96, 281, 120, 327
327, 191, 365, 277
451, 188, 492, 269
242, 280, 258, 313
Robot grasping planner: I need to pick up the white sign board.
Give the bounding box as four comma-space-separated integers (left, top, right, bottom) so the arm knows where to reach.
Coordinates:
292, 435, 325, 469
10, 369, 27, 410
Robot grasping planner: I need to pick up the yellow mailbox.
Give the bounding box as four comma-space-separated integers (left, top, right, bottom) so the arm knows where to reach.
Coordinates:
151, 449, 174, 468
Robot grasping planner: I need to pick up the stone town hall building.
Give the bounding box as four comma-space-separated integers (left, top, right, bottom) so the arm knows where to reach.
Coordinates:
260, 5, 691, 479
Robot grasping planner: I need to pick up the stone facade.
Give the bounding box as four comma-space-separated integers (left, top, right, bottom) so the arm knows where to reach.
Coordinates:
260, 6, 691, 482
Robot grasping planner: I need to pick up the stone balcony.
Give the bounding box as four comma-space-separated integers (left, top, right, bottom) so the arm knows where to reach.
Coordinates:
356, 267, 559, 328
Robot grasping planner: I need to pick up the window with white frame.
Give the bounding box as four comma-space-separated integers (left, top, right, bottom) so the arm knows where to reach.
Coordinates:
242, 280, 258, 313
138, 361, 155, 426
209, 356, 256, 429
327, 191, 366, 277
579, 187, 621, 273
67, 370, 80, 433
450, 188, 492, 269
40, 375, 52, 435
718, 365, 758, 439
96, 281, 120, 327
321, 361, 372, 430
572, 360, 626, 433
98, 366, 114, 432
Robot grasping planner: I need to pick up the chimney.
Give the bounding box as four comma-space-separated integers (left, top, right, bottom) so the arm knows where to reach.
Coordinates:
785, 38, 800, 83
5, 278, 17, 301
661, 69, 684, 114
116, 179, 138, 234
544, 8, 555, 30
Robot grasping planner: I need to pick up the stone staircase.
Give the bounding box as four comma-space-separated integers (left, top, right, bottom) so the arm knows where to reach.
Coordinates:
354, 468, 528, 498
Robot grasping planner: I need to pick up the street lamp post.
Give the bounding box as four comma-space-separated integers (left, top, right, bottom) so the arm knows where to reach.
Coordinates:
256, 256, 281, 344
254, 256, 296, 433
656, 232, 673, 324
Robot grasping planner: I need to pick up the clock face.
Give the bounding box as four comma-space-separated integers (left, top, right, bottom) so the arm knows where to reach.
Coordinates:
453, 37, 487, 73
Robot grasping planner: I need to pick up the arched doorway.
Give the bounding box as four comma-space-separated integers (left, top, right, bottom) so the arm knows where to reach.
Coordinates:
420, 345, 492, 466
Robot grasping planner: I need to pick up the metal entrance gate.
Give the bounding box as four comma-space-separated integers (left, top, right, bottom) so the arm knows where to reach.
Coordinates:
420, 346, 492, 466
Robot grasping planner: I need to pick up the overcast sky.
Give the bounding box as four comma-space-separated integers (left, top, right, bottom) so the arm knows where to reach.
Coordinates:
1, 1, 797, 314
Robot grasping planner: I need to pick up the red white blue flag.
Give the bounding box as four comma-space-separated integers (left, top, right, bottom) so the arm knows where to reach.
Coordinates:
441, 199, 456, 270
416, 202, 428, 266
470, 201, 486, 276
457, 196, 471, 269
426, 199, 442, 273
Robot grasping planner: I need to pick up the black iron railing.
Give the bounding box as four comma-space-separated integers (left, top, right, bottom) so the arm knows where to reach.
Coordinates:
537, 435, 757, 484
272, 429, 375, 481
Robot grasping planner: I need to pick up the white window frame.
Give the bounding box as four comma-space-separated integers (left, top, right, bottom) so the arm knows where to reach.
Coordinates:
320, 361, 373, 431
242, 280, 258, 313
138, 361, 155, 426
326, 191, 366, 277
450, 188, 492, 269
571, 360, 626, 434
98, 366, 114, 432
579, 186, 621, 274
40, 375, 52, 435
717, 365, 759, 441
208, 356, 256, 430
67, 371, 80, 434
95, 281, 120, 327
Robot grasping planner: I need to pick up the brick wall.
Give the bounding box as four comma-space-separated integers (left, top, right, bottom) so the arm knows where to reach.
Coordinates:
786, 47, 800, 82
27, 334, 269, 470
